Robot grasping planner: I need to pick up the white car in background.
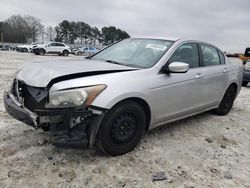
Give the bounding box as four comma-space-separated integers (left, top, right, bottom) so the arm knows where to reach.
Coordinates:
16, 43, 39, 53
33, 42, 71, 56
72, 47, 99, 56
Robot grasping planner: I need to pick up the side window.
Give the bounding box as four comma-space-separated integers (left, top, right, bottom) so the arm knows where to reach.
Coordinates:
200, 44, 220, 66
56, 43, 65, 47
50, 43, 57, 47
218, 50, 225, 64
168, 43, 199, 68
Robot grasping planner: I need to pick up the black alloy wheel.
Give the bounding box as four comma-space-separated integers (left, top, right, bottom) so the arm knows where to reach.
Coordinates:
96, 101, 146, 156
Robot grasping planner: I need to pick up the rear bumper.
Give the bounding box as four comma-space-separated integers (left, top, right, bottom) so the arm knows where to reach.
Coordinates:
243, 70, 250, 82
4, 91, 38, 127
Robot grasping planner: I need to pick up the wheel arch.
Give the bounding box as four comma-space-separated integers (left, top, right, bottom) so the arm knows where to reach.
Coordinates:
218, 82, 239, 104
39, 48, 46, 53
89, 96, 152, 148
230, 82, 238, 92
63, 49, 70, 53
227, 81, 239, 97
23, 47, 28, 52
111, 97, 152, 131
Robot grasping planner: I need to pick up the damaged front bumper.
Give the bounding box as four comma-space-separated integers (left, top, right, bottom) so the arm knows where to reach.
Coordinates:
4, 91, 38, 127
4, 91, 107, 148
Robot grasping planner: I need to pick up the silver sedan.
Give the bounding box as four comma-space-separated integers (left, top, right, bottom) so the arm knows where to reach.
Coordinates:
4, 37, 243, 156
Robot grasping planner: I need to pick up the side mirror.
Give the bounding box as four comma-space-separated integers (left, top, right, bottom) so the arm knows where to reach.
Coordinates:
167, 62, 189, 73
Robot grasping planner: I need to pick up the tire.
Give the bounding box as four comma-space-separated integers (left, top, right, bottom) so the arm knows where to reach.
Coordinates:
62, 50, 69, 56
242, 81, 248, 86
77, 51, 82, 56
96, 101, 146, 156
213, 85, 237, 116
34, 49, 39, 55
41, 125, 50, 132
23, 48, 28, 53
39, 48, 46, 55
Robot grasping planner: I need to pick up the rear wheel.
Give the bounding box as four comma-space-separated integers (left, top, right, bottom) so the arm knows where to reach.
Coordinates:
23, 48, 28, 53
62, 50, 69, 56
213, 85, 237, 115
96, 101, 146, 156
242, 81, 248, 86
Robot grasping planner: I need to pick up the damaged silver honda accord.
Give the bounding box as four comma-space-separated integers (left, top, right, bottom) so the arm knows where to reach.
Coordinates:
4, 37, 243, 156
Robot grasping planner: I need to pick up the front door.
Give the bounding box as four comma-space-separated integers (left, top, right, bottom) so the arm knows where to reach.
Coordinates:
150, 43, 205, 126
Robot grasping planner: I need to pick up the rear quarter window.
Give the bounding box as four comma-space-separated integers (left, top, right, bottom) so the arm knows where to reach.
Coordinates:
218, 51, 225, 64
200, 44, 220, 66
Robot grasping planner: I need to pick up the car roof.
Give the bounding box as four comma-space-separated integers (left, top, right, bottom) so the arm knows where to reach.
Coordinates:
130, 36, 222, 52
131, 36, 181, 41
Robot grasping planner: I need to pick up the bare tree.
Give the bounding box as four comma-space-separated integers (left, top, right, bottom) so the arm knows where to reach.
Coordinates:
6, 15, 27, 42
23, 15, 44, 42
45, 26, 56, 41
4, 15, 44, 43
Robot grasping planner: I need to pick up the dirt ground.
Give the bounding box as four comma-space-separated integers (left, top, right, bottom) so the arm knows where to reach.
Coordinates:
0, 51, 249, 188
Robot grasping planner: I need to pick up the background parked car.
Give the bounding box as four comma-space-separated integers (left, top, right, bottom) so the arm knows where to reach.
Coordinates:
242, 60, 250, 86
32, 42, 71, 56
16, 43, 39, 53
72, 47, 99, 56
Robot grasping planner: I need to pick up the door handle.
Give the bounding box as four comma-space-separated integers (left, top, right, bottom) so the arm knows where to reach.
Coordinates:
195, 73, 202, 79
223, 68, 229, 73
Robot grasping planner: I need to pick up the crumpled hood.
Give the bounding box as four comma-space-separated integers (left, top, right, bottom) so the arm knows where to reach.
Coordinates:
17, 58, 137, 87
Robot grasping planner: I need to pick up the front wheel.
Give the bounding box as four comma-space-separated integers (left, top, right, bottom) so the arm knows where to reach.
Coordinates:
96, 101, 146, 156
213, 85, 237, 116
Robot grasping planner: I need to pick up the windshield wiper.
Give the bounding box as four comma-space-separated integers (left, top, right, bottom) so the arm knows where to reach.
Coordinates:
85, 56, 92, 59
105, 59, 124, 66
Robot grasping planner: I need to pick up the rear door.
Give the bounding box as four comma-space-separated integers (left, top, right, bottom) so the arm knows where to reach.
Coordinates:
47, 43, 58, 53
197, 43, 229, 106
56, 43, 66, 53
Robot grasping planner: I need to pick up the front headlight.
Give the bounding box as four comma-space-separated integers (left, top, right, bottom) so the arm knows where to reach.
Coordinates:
45, 85, 106, 108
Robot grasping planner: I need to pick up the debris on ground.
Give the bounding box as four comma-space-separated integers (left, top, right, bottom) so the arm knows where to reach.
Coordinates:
152, 171, 167, 181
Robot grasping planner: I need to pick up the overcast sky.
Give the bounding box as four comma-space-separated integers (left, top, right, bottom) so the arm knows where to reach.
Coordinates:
0, 0, 249, 52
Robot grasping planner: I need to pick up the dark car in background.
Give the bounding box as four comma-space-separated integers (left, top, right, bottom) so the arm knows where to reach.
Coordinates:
242, 60, 250, 86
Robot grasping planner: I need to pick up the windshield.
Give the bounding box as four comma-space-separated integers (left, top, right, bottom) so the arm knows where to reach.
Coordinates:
92, 38, 174, 68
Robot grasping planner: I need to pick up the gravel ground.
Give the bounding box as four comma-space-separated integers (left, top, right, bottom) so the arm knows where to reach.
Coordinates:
0, 51, 250, 188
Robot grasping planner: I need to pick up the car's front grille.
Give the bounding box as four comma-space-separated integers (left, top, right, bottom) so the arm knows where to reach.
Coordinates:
11, 79, 48, 111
